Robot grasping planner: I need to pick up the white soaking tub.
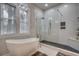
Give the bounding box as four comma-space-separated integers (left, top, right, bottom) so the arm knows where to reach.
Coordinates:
5, 38, 39, 56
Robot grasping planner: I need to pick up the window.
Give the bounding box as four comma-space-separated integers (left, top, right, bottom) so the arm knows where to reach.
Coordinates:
0, 4, 16, 35
19, 4, 29, 33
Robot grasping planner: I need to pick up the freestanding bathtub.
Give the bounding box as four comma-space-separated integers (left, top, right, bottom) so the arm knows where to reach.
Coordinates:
5, 38, 39, 56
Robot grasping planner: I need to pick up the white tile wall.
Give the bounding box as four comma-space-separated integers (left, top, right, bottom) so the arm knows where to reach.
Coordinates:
37, 3, 79, 51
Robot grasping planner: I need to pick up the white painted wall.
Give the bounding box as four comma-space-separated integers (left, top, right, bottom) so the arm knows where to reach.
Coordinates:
43, 4, 79, 50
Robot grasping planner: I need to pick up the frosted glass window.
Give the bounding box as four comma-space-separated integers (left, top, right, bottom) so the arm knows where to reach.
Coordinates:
1, 4, 8, 18
19, 4, 29, 33
0, 4, 16, 35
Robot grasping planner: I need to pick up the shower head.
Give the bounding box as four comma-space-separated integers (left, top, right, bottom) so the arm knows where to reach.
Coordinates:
57, 9, 63, 17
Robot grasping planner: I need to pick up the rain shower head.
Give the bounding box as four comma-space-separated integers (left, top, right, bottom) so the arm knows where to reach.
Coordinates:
57, 9, 63, 17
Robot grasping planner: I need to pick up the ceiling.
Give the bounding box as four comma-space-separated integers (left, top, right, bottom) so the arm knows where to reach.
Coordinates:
33, 3, 62, 10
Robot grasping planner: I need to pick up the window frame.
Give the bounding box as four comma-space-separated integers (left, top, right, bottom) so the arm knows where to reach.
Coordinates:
19, 4, 29, 33
0, 3, 17, 36
0, 3, 30, 37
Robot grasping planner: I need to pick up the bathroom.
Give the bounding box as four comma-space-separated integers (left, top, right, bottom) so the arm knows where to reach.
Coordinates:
0, 3, 79, 56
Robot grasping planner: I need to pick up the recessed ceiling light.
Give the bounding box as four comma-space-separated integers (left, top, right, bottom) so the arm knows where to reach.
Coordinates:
64, 5, 68, 7
45, 3, 48, 7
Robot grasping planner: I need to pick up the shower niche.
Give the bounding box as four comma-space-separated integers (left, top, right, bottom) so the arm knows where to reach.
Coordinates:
76, 17, 79, 40
60, 22, 66, 29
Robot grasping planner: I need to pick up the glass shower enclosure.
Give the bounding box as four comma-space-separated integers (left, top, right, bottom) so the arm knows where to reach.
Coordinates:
36, 9, 62, 43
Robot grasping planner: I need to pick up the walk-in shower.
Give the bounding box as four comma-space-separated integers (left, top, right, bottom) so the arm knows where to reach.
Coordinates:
36, 7, 64, 43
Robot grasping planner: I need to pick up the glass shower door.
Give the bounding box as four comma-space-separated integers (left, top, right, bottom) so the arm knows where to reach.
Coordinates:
36, 10, 61, 43
36, 16, 60, 43
36, 17, 46, 41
